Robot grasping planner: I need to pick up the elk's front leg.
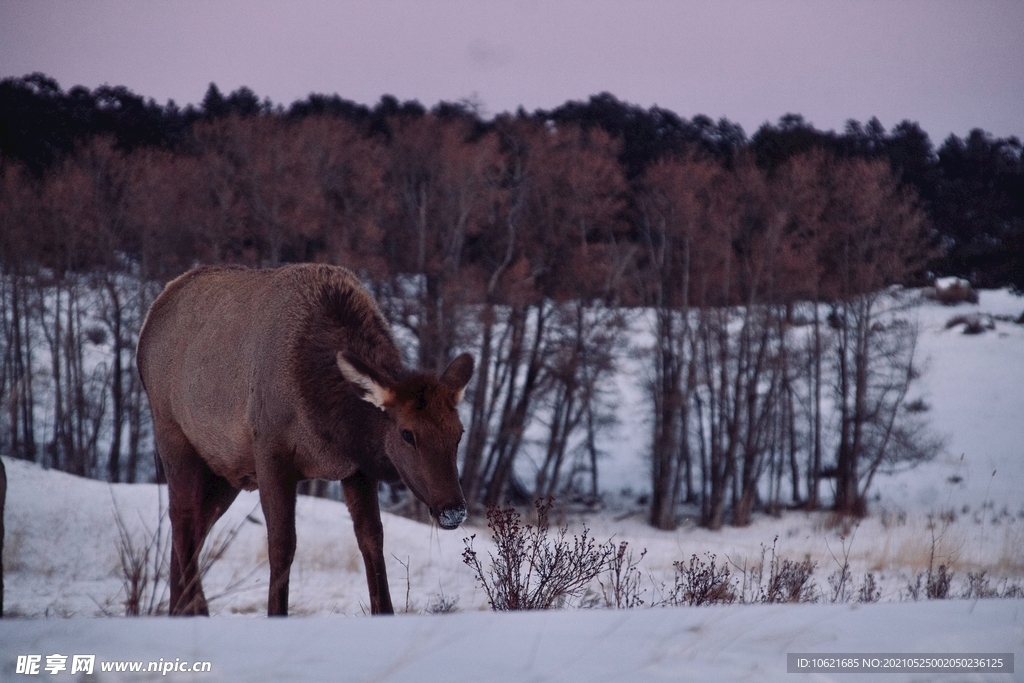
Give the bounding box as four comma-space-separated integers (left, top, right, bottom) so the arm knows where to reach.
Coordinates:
258, 463, 298, 617
343, 472, 394, 614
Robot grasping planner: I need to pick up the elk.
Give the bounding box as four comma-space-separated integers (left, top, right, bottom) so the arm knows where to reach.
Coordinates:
136, 264, 473, 616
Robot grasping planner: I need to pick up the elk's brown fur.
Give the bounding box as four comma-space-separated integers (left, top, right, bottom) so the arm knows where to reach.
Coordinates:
137, 264, 473, 616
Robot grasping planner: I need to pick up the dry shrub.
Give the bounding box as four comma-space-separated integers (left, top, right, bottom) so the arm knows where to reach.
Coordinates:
823, 527, 883, 603
764, 557, 817, 603
962, 571, 998, 599
112, 494, 170, 616
670, 553, 737, 606
999, 581, 1024, 598
928, 564, 954, 598
907, 565, 954, 601
426, 591, 460, 614
462, 499, 614, 611
600, 542, 647, 608
958, 573, 1023, 600
825, 525, 859, 603
112, 491, 253, 616
738, 537, 818, 604
857, 572, 881, 602
391, 554, 416, 613
827, 562, 853, 603
927, 564, 954, 598
945, 313, 993, 334
904, 512, 957, 600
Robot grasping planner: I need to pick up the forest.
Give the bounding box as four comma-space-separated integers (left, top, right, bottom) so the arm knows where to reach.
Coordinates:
1, 72, 1022, 530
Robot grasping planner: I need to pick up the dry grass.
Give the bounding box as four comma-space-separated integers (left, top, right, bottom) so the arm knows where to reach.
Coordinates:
296, 538, 362, 574
995, 527, 1024, 573
2, 526, 27, 573
228, 601, 264, 615
874, 523, 968, 573
864, 510, 1024, 578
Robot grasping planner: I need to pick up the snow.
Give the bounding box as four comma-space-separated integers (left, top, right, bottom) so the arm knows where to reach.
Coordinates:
1, 288, 1023, 680
875, 289, 1024, 513
934, 276, 971, 291
0, 457, 478, 619
1, 601, 1020, 682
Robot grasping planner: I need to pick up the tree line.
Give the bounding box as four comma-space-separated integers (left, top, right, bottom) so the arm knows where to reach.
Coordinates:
1, 73, 1016, 528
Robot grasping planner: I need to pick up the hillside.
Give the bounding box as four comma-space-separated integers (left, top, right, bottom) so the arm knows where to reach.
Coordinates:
1, 288, 1022, 680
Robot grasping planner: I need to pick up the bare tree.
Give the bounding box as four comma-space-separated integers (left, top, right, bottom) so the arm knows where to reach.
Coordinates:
813, 155, 935, 515
635, 155, 730, 529
0, 164, 40, 460
193, 115, 327, 267
299, 116, 389, 277
466, 122, 626, 508
534, 299, 623, 502
381, 115, 500, 374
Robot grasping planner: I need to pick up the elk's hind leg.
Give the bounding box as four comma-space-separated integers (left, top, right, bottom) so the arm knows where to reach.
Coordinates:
157, 422, 239, 615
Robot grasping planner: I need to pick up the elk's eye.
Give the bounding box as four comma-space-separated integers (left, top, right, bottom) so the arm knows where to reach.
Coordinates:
401, 429, 415, 445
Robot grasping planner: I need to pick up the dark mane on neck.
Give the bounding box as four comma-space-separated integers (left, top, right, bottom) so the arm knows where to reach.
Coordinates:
290, 266, 404, 442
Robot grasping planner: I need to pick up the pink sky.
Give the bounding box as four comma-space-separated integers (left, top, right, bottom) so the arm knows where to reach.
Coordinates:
1, 0, 1022, 140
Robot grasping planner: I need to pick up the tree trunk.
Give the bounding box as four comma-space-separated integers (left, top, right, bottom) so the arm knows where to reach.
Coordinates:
482, 303, 547, 508
806, 300, 823, 510
106, 278, 124, 483
649, 309, 681, 530
461, 307, 493, 507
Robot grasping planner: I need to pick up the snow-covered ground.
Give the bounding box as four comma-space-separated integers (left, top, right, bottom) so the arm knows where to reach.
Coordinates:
2, 600, 1019, 682
873, 289, 1024, 514
1, 289, 1022, 680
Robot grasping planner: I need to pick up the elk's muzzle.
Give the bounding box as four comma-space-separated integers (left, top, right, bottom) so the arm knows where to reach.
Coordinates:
437, 504, 467, 530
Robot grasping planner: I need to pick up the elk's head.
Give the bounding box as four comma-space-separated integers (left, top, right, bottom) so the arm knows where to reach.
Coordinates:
337, 352, 474, 529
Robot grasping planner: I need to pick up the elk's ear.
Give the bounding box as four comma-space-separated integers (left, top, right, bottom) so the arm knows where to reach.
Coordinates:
440, 352, 475, 403
337, 352, 393, 410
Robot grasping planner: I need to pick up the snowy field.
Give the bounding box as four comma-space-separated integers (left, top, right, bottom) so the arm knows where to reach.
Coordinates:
1, 289, 1023, 680
2, 601, 1019, 682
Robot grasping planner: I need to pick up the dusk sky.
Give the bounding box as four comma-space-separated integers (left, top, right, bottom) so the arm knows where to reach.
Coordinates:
1, 1, 1022, 141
